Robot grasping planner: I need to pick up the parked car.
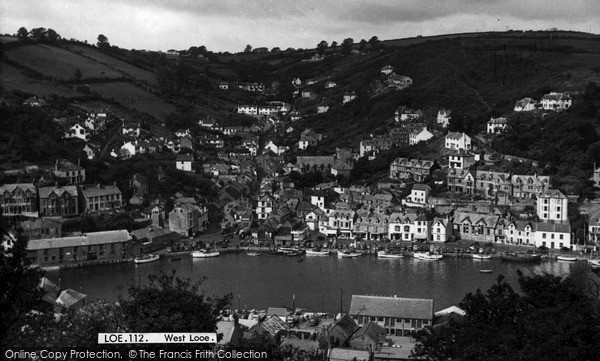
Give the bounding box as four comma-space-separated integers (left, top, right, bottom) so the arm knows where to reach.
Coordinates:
560, 246, 572, 252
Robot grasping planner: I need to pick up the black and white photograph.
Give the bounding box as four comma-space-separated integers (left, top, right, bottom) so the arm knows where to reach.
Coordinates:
1, 1, 600, 360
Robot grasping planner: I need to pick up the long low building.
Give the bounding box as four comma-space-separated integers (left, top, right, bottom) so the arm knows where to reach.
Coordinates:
26, 230, 132, 267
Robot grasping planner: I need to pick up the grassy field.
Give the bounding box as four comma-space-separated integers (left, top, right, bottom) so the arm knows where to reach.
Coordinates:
68, 45, 157, 84
5, 44, 122, 80
0, 60, 80, 97
88, 81, 176, 121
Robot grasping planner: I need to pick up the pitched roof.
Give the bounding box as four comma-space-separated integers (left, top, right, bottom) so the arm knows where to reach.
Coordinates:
535, 222, 571, 233
176, 154, 194, 162
349, 321, 386, 343
349, 295, 434, 320
538, 189, 566, 199
80, 184, 121, 197
28, 230, 131, 251
412, 183, 430, 191
38, 185, 78, 198
56, 289, 87, 307
446, 132, 468, 140
0, 183, 36, 194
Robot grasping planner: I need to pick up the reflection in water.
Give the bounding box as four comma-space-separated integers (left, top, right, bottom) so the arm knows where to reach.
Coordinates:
47, 254, 585, 312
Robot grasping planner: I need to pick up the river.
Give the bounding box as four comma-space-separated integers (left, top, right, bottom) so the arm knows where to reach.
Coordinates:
46, 253, 583, 313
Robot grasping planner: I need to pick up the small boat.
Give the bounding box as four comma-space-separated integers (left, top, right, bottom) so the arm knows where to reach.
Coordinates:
134, 254, 160, 264
170, 257, 182, 262
414, 252, 443, 261
305, 249, 330, 256
337, 250, 361, 258
556, 255, 577, 262
247, 252, 261, 256
377, 250, 403, 259
278, 247, 300, 253
285, 250, 304, 257
588, 259, 600, 268
472, 254, 491, 260
479, 269, 493, 273
192, 249, 220, 258
501, 252, 541, 262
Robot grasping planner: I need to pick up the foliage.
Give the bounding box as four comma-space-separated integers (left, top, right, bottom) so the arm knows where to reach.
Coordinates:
412, 271, 600, 361
17, 27, 28, 40
341, 38, 354, 55
97, 34, 110, 51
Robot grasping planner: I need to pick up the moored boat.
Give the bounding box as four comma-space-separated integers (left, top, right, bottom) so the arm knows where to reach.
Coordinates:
501, 252, 541, 262
479, 269, 493, 273
247, 252, 261, 256
414, 252, 443, 261
337, 250, 361, 258
556, 255, 577, 262
588, 259, 600, 268
285, 250, 305, 257
377, 250, 403, 259
472, 254, 491, 260
192, 249, 220, 258
305, 249, 330, 256
134, 254, 160, 264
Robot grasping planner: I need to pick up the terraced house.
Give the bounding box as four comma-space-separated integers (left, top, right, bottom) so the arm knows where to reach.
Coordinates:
79, 184, 122, 211
387, 211, 430, 242
0, 183, 37, 216
389, 157, 436, 182
38, 185, 79, 217
453, 211, 504, 243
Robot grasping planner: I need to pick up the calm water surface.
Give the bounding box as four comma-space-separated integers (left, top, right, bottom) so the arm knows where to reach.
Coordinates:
47, 254, 583, 313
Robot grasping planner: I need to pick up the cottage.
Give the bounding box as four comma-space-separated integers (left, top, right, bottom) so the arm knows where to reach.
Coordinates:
437, 109, 451, 127
394, 106, 422, 122
381, 65, 394, 75
122, 122, 141, 138
487, 117, 508, 134
83, 143, 100, 160
317, 104, 330, 113
343, 92, 357, 104
447, 150, 475, 170
64, 124, 88, 141
80, 184, 122, 211
541, 92, 572, 111
325, 81, 337, 89
431, 217, 452, 242
218, 82, 228, 90
408, 127, 434, 145
176, 154, 194, 172
514, 97, 537, 112
445, 132, 471, 150
53, 159, 85, 184
403, 184, 430, 207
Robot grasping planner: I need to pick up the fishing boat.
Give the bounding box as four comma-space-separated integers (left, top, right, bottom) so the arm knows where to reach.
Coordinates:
479, 269, 493, 273
285, 250, 305, 257
305, 249, 330, 256
134, 254, 160, 264
556, 255, 577, 262
414, 252, 443, 261
501, 252, 541, 262
337, 250, 361, 258
472, 253, 491, 260
377, 250, 403, 259
278, 247, 300, 254
246, 252, 261, 256
192, 249, 220, 258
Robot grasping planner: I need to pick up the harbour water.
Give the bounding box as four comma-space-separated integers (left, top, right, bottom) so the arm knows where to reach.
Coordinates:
46, 253, 584, 313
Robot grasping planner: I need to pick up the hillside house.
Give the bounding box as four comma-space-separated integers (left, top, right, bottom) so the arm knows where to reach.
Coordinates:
445, 132, 471, 150
409, 127, 434, 145
395, 106, 422, 122
38, 185, 79, 217
317, 104, 329, 113
474, 170, 512, 198
198, 116, 216, 128
487, 117, 508, 134
343, 92, 357, 104
514, 97, 537, 112
237, 104, 258, 115
403, 184, 430, 207
387, 74, 413, 89
325, 81, 337, 89
512, 174, 550, 198
431, 217, 452, 242
23, 96, 45, 107
301, 90, 317, 100
541, 92, 572, 111
219, 82, 228, 90
537, 189, 568, 223
437, 109, 451, 127
64, 124, 88, 141
381, 65, 394, 75
388, 212, 430, 241
448, 150, 475, 170
389, 158, 436, 182
331, 160, 353, 177
298, 129, 322, 150
53, 159, 85, 184
122, 122, 141, 138
296, 156, 336, 173
83, 143, 100, 160
0, 183, 37, 216
80, 184, 122, 211
291, 77, 302, 86
264, 141, 288, 156
176, 154, 194, 172
446, 169, 474, 194
239, 82, 265, 92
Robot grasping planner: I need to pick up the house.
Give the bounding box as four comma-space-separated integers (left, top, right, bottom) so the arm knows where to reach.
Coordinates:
511, 174, 550, 198
239, 82, 265, 92
514, 97, 537, 112
122, 122, 141, 138
343, 92, 357, 104
0, 183, 37, 216
389, 158, 436, 182
328, 314, 360, 348
446, 168, 475, 194
534, 222, 572, 250
588, 209, 600, 244
445, 132, 471, 150
291, 77, 302, 86
487, 117, 508, 134
437, 109, 451, 127
403, 184, 430, 207
296, 156, 336, 173
506, 220, 535, 246
264, 140, 288, 156
26, 230, 131, 266
541, 92, 572, 111
408, 127, 434, 145
453, 211, 501, 243
348, 322, 387, 352
64, 123, 88, 141
176, 154, 194, 172
325, 81, 337, 89
179, 135, 193, 151
537, 189, 568, 223
169, 201, 207, 236
84, 116, 106, 133
53, 159, 85, 184
474, 170, 512, 198
80, 184, 122, 212
331, 160, 353, 177
56, 289, 87, 310
394, 106, 422, 122
317, 104, 330, 113
219, 82, 228, 90
447, 150, 475, 170
237, 104, 258, 115
387, 212, 430, 242
198, 116, 217, 128
431, 217, 452, 242
256, 194, 274, 221
327, 210, 356, 237
386, 74, 412, 89
381, 65, 394, 75
38, 185, 79, 217
349, 295, 434, 336
83, 143, 100, 160
302, 90, 317, 100
23, 96, 45, 107
17, 218, 62, 240
298, 129, 322, 150
353, 214, 389, 241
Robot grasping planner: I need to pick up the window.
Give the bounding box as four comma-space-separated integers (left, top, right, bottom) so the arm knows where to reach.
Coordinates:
542, 233, 546, 239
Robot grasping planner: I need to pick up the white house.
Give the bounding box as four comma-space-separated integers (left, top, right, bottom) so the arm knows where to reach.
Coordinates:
445, 132, 471, 151
237, 105, 258, 115
263, 140, 288, 156
431, 217, 452, 242
327, 210, 356, 237
317, 104, 329, 113
198, 116, 216, 128
255, 194, 274, 220
291, 78, 302, 87
381, 65, 394, 75
437, 109, 451, 128
514, 98, 537, 112
175, 154, 194, 172
64, 124, 88, 141
325, 81, 337, 89
122, 122, 141, 138
409, 127, 434, 145
534, 222, 572, 250
486, 117, 508, 134
219, 82, 228, 90
343, 92, 357, 104
448, 150, 476, 170
506, 221, 535, 246
541, 92, 572, 111
388, 212, 430, 242
403, 184, 430, 207
537, 189, 568, 223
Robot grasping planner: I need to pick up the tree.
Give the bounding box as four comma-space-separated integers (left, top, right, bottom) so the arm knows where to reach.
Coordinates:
29, 27, 47, 41
244, 44, 252, 53
341, 38, 354, 55
317, 40, 328, 54
331, 41, 338, 49
412, 271, 600, 360
358, 39, 367, 52
271, 47, 281, 52
74, 68, 82, 80
46, 28, 60, 42
17, 27, 28, 40
97, 34, 110, 51
368, 35, 382, 51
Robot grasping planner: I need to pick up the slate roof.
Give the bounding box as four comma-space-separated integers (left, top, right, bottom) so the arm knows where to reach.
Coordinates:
56, 289, 87, 307
446, 132, 468, 140
38, 185, 78, 198
176, 154, 194, 162
349, 295, 434, 320
535, 222, 571, 233
538, 189, 566, 199
412, 183, 430, 191
0, 183, 36, 194
28, 230, 131, 251
80, 184, 121, 198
